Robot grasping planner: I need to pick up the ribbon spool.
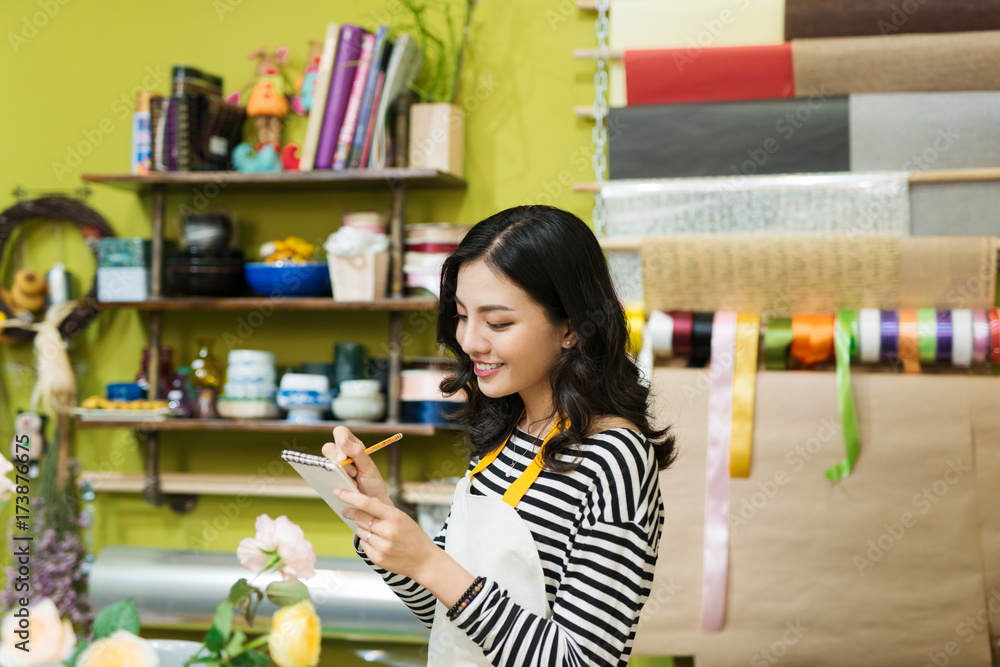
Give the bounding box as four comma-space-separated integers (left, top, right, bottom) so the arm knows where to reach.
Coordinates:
951, 309, 973, 368
689, 312, 714, 368
648, 310, 674, 357
972, 310, 989, 364
880, 310, 899, 364
917, 308, 937, 364
790, 313, 835, 366
935, 310, 953, 365
857, 309, 881, 364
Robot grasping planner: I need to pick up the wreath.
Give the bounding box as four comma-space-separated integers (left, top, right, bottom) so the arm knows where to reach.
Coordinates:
0, 196, 115, 343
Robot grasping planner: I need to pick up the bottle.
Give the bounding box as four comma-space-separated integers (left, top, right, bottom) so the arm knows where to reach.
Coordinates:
46, 262, 72, 306
190, 339, 221, 418
132, 91, 153, 175
136, 346, 175, 399
166, 366, 195, 417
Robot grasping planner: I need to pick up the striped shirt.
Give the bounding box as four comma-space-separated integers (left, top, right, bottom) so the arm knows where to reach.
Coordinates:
357, 426, 664, 666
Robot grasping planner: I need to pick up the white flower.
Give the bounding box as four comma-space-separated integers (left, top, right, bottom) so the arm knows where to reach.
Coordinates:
0, 453, 15, 501
236, 514, 317, 581
76, 629, 158, 667
0, 598, 76, 667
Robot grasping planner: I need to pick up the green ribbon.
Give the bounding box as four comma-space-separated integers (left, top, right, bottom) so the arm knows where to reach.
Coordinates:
917, 308, 937, 364
764, 318, 794, 370
826, 310, 861, 482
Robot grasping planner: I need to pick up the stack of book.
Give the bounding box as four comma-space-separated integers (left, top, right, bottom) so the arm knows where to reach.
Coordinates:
300, 23, 424, 172
150, 66, 245, 172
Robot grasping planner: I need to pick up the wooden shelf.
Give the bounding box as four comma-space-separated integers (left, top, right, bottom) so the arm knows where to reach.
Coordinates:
80, 168, 466, 192
73, 418, 439, 436
83, 296, 438, 312
78, 472, 456, 505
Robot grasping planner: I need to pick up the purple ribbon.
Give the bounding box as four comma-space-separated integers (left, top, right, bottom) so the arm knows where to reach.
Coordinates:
880, 310, 899, 362
936, 310, 953, 364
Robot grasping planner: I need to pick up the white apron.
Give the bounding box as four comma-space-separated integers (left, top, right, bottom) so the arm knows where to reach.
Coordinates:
427, 420, 562, 666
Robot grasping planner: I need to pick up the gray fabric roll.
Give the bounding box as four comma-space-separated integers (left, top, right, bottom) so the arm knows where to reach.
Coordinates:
850, 92, 1000, 171
910, 182, 1000, 236
608, 97, 850, 179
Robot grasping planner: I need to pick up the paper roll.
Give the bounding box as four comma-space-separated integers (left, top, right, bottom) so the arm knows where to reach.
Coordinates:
793, 31, 1000, 96
602, 173, 909, 238
784, 0, 1000, 40
850, 92, 1000, 172
608, 98, 850, 179
624, 44, 794, 106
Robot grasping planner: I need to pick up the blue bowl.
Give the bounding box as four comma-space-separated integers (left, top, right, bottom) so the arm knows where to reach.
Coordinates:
244, 262, 331, 297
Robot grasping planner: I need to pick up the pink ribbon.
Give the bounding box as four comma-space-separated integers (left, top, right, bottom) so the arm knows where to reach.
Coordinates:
700, 312, 737, 631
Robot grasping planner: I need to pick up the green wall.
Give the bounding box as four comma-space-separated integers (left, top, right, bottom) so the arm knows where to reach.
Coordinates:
1, 1, 679, 664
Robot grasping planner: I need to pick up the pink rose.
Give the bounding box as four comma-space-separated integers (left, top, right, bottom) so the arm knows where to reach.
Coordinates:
0, 453, 15, 501
0, 598, 76, 667
237, 514, 316, 581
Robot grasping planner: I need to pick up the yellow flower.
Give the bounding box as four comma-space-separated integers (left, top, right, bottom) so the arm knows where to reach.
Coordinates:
268, 600, 321, 667
76, 630, 157, 667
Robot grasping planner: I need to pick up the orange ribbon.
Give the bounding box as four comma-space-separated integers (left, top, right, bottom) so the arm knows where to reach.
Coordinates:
790, 314, 835, 366
898, 309, 921, 374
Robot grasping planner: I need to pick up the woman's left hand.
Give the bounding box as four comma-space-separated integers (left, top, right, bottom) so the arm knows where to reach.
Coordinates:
334, 487, 439, 582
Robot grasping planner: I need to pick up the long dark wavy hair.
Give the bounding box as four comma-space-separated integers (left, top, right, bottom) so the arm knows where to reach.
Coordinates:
437, 205, 676, 472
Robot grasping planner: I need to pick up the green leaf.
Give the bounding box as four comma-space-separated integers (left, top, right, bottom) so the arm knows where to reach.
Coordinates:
265, 579, 310, 607
67, 638, 90, 667
214, 600, 234, 641
224, 628, 248, 655
92, 599, 140, 639
238, 587, 265, 626
231, 648, 271, 667
228, 578, 255, 605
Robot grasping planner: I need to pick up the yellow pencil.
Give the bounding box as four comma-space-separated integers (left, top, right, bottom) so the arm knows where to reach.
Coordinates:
340, 433, 403, 466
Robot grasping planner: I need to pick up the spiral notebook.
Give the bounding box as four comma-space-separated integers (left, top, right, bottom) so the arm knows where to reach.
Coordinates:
281, 450, 360, 531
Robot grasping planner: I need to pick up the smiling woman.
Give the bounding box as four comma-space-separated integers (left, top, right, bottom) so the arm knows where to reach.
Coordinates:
325, 205, 675, 667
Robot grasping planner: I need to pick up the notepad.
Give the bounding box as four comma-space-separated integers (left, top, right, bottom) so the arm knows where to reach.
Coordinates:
281, 450, 360, 532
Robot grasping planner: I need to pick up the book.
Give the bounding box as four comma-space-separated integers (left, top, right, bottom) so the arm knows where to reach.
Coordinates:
281, 450, 360, 531
332, 32, 376, 171
314, 24, 367, 170
359, 70, 385, 169
299, 23, 341, 172
371, 33, 423, 170
348, 25, 389, 169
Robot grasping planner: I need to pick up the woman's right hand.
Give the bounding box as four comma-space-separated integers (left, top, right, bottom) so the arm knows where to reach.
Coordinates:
322, 426, 391, 507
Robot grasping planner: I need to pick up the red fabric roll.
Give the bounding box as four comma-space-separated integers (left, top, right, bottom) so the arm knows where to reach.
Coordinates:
624, 43, 795, 106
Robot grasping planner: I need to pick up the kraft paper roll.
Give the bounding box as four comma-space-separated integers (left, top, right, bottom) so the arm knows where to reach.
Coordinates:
793, 31, 1000, 96
850, 92, 1000, 172
608, 98, 850, 179
640, 236, 997, 313
602, 173, 909, 238
624, 44, 794, 106
608, 0, 786, 107
783, 0, 1000, 40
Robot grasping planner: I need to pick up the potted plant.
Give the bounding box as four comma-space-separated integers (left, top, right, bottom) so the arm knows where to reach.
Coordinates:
395, 0, 476, 178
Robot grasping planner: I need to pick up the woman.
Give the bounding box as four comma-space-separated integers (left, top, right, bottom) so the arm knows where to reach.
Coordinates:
327, 205, 676, 666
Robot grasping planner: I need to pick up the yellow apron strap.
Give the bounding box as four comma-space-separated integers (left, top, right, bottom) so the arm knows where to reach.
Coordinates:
469, 414, 566, 509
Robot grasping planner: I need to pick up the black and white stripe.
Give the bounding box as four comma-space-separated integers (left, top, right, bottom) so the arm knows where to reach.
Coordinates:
357, 427, 663, 666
